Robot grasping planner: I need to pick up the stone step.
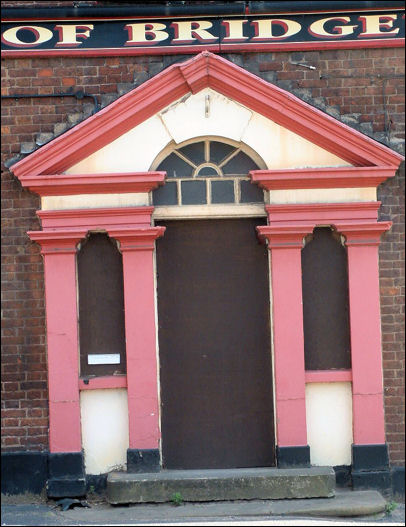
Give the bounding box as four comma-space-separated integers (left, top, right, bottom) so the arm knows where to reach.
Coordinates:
107, 467, 336, 504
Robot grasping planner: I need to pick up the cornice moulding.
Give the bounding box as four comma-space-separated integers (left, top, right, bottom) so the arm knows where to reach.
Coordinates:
265, 202, 381, 225
19, 172, 166, 196
250, 166, 398, 190
37, 206, 155, 230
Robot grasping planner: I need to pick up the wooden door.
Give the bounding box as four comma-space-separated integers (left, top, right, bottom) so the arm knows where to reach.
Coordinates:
156, 219, 275, 469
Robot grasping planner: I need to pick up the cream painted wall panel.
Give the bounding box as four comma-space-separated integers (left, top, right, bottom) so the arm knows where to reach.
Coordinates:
80, 389, 129, 475
268, 187, 376, 204
241, 113, 350, 169
42, 192, 149, 210
306, 382, 353, 466
153, 203, 266, 219
64, 88, 351, 177
66, 115, 171, 174
160, 88, 252, 144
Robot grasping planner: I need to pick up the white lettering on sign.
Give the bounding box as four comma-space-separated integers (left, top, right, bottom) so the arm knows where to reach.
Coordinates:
1, 11, 404, 54
88, 354, 121, 365
2, 25, 53, 47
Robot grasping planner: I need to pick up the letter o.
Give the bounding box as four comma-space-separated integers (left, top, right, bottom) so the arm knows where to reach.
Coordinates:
2, 26, 53, 48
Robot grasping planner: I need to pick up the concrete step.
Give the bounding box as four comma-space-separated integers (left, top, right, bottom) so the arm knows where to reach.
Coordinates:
107, 467, 336, 504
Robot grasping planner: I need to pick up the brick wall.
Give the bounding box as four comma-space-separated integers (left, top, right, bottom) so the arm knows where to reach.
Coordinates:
1, 47, 404, 463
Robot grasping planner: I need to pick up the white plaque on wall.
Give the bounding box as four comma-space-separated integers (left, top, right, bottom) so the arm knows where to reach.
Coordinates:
87, 354, 120, 365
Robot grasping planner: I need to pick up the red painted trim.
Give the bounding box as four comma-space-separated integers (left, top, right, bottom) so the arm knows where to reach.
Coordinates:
108, 227, 166, 251
42, 251, 82, 453
347, 243, 387, 444
27, 229, 88, 254
79, 376, 127, 390
305, 370, 353, 383
37, 206, 154, 230
219, 38, 405, 52
20, 171, 166, 196
9, 52, 403, 182
119, 235, 163, 449
28, 205, 163, 453
257, 225, 313, 248
259, 201, 390, 446
1, 38, 404, 58
338, 222, 392, 244
3, 7, 403, 23
265, 202, 381, 224
260, 202, 392, 246
250, 166, 397, 190
269, 244, 308, 446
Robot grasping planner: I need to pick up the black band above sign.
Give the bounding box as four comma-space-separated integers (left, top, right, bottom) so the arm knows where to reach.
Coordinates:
1, 11, 404, 56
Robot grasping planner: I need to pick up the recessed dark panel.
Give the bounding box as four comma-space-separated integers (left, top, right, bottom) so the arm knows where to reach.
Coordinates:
240, 180, 264, 203
153, 181, 178, 205
301, 228, 351, 370
211, 180, 235, 203
78, 233, 126, 377
181, 180, 207, 204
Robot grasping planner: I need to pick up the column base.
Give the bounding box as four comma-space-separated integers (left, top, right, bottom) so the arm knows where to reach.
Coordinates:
277, 446, 310, 468
47, 452, 86, 498
127, 449, 161, 473
351, 444, 390, 492
1, 452, 48, 495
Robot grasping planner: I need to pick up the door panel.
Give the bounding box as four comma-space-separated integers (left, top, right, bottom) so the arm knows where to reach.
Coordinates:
156, 219, 275, 469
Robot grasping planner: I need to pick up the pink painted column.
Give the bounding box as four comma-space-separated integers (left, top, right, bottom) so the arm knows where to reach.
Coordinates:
111, 227, 165, 452
342, 224, 391, 445
257, 227, 312, 450
27, 230, 87, 453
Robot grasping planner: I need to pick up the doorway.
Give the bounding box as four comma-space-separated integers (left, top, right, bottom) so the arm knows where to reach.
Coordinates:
156, 218, 275, 469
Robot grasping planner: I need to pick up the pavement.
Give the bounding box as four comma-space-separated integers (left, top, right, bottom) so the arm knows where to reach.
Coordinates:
1, 489, 405, 526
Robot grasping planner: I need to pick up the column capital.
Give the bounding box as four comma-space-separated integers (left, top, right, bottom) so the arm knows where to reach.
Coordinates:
108, 226, 166, 251
27, 229, 87, 254
336, 221, 392, 246
257, 225, 313, 249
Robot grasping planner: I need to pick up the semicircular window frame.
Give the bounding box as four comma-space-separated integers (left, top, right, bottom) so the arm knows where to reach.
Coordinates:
151, 137, 267, 207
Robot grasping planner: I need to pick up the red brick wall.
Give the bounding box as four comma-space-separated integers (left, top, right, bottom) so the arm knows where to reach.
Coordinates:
1, 47, 405, 463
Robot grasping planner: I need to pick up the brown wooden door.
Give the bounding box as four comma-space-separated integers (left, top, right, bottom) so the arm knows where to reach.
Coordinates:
156, 219, 275, 470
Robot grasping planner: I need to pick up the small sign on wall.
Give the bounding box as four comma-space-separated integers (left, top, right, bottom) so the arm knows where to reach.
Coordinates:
88, 354, 121, 365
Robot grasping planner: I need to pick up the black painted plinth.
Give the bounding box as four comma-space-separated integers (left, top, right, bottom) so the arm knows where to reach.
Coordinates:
276, 446, 310, 468
391, 466, 405, 498
127, 449, 160, 473
1, 452, 48, 495
333, 465, 352, 488
47, 452, 86, 498
352, 444, 389, 471
351, 444, 391, 492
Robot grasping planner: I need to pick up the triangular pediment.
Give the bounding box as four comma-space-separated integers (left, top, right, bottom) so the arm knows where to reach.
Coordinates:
64, 88, 351, 176
10, 51, 403, 183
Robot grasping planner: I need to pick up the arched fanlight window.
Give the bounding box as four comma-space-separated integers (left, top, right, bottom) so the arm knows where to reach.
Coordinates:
301, 227, 351, 370
77, 233, 126, 377
152, 138, 265, 206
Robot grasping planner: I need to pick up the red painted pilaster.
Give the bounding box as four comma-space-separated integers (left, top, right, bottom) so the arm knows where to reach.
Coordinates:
340, 223, 391, 445
257, 226, 312, 448
110, 227, 165, 450
27, 230, 87, 453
